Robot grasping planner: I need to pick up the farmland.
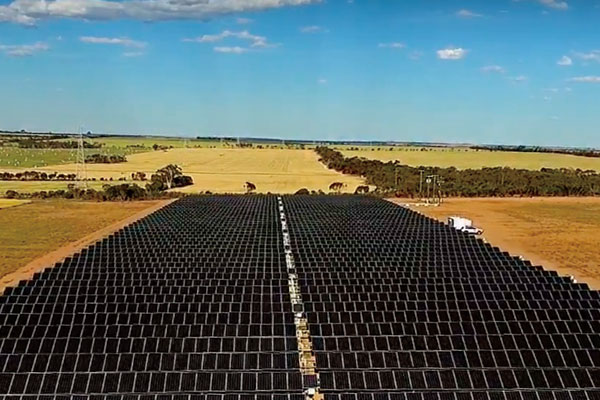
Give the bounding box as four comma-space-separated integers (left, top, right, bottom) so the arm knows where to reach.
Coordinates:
0, 135, 280, 168
0, 199, 163, 280
340, 146, 600, 171
0, 180, 130, 194
390, 197, 600, 290
3, 147, 363, 194
0, 199, 30, 209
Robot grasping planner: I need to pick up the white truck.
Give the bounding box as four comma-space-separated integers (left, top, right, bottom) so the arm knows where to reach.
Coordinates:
448, 216, 483, 235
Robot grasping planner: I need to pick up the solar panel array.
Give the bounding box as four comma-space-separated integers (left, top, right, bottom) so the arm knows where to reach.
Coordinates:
0, 195, 599, 399
0, 196, 303, 399
283, 196, 600, 400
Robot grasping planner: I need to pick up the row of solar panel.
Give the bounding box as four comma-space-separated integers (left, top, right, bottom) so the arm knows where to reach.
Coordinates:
2, 323, 297, 339
4, 307, 598, 325
1, 313, 295, 326
313, 348, 600, 368
0, 371, 304, 394
312, 332, 600, 349
2, 348, 598, 373
3, 328, 598, 350
301, 288, 595, 301
1, 351, 300, 372
16, 276, 581, 288
316, 368, 600, 390
2, 392, 600, 400
0, 337, 298, 353
0, 294, 292, 306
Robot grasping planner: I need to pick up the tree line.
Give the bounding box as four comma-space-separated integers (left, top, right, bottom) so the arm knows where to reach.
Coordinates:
85, 154, 127, 163
4, 164, 194, 201
13, 139, 102, 149
1, 171, 78, 181
315, 147, 600, 197
471, 145, 600, 159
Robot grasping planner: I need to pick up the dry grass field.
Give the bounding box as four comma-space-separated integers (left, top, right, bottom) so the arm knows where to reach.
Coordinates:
0, 199, 30, 209
389, 197, 600, 290
0, 200, 162, 280
342, 147, 600, 171
11, 148, 364, 194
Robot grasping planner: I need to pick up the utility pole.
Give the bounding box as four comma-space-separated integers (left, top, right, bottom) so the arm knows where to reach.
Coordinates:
419, 169, 424, 199
426, 174, 440, 205
437, 178, 444, 204
75, 126, 88, 189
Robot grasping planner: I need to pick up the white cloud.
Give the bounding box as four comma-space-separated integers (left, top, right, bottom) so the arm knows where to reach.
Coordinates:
537, 0, 568, 10
300, 25, 327, 34
456, 9, 483, 18
557, 55, 572, 66
481, 65, 505, 73
437, 47, 467, 60
508, 75, 528, 82
0, 41, 49, 56
183, 30, 275, 48
573, 50, 600, 63
236, 17, 252, 24
0, 0, 321, 25
378, 42, 405, 49
80, 36, 147, 48
568, 76, 600, 83
317, 78, 327, 84
214, 46, 248, 54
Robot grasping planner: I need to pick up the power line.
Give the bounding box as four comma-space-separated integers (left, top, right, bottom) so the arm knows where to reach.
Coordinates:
75, 126, 88, 189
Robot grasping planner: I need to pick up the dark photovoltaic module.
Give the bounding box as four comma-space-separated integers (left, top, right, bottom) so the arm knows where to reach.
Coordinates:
0, 195, 598, 399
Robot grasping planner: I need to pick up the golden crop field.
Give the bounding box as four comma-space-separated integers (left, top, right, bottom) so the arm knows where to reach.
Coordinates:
0, 200, 163, 280
0, 180, 127, 194
390, 197, 600, 290
341, 147, 600, 171
12, 148, 364, 194
0, 199, 30, 209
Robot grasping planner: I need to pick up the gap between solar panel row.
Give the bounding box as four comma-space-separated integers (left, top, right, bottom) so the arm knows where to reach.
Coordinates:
277, 196, 322, 400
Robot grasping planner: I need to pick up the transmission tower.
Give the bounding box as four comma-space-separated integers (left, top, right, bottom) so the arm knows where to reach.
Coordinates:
75, 127, 88, 189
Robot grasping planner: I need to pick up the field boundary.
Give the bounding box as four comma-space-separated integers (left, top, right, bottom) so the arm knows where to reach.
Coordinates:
0, 199, 178, 294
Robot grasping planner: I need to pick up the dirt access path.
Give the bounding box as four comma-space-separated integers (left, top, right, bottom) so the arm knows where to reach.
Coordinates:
388, 197, 600, 290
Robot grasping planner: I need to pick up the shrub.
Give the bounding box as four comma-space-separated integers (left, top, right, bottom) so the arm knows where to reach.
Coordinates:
245, 182, 256, 193
295, 188, 310, 195
85, 154, 127, 164
355, 185, 370, 194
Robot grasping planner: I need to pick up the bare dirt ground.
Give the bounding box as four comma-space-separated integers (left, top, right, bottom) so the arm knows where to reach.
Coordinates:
388, 197, 600, 290
0, 199, 172, 293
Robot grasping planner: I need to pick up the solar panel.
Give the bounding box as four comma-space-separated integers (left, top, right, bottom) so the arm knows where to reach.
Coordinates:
0, 195, 598, 399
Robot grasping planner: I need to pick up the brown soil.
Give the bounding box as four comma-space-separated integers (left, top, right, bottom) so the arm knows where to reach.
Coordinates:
388, 197, 600, 290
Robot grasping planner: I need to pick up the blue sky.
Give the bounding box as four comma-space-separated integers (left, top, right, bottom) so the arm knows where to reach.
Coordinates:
0, 0, 599, 146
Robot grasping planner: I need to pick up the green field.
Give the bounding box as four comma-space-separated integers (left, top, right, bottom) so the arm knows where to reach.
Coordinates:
0, 135, 292, 168
340, 146, 600, 171
0, 145, 145, 168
